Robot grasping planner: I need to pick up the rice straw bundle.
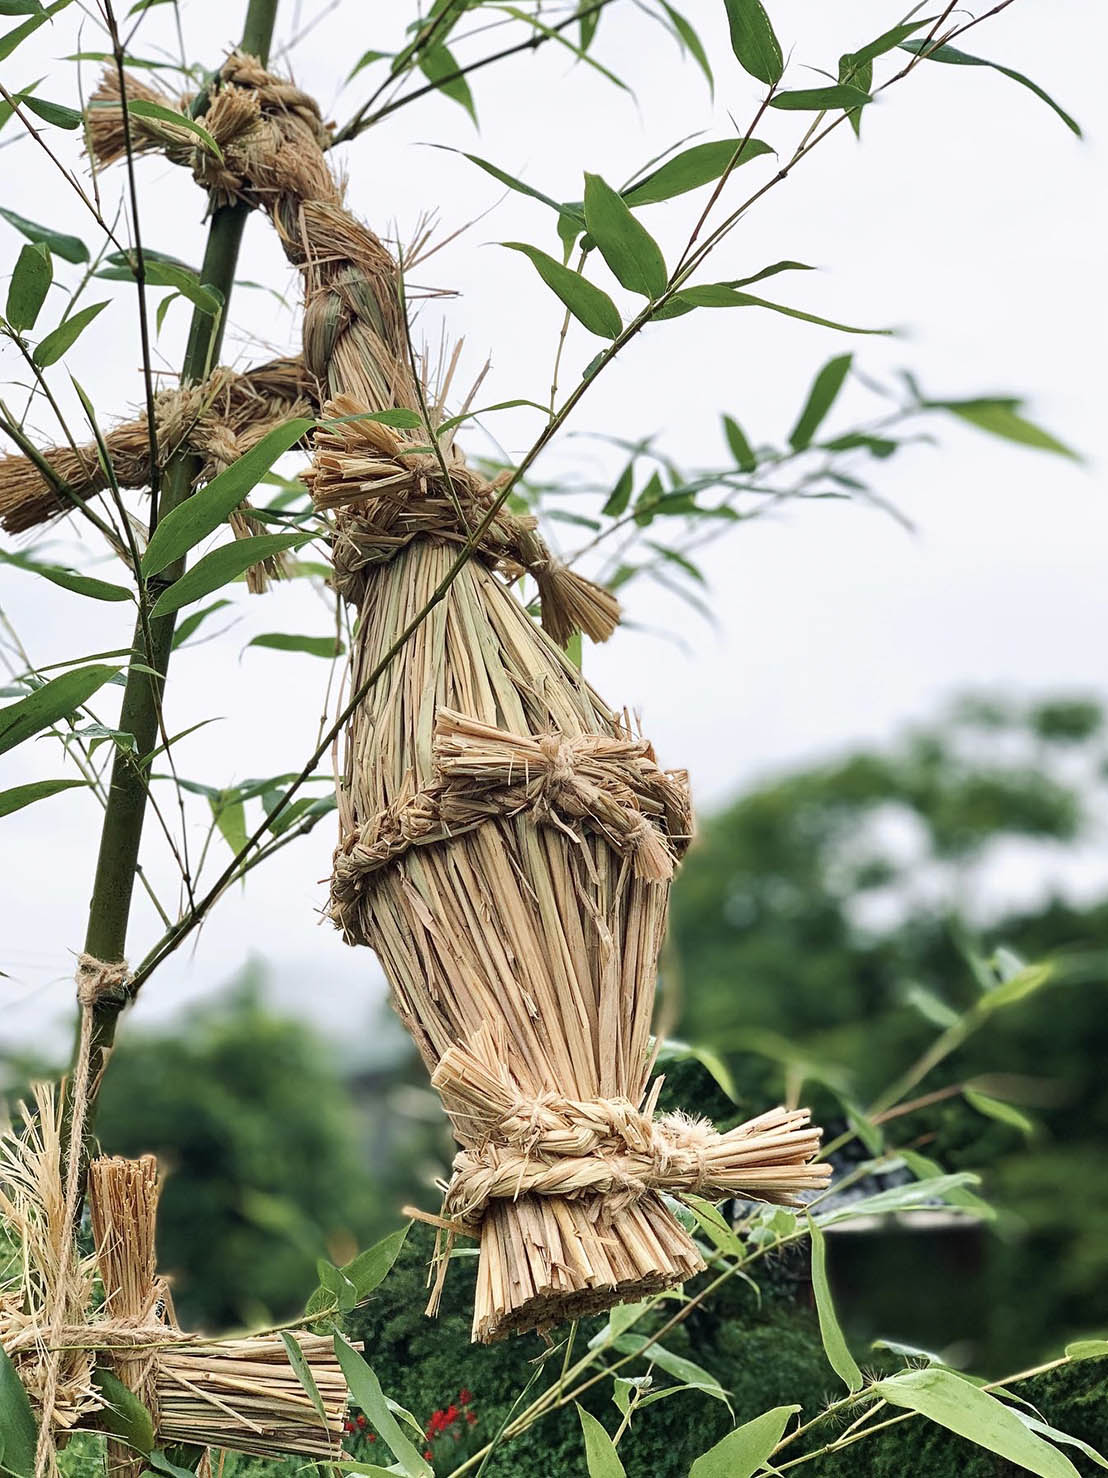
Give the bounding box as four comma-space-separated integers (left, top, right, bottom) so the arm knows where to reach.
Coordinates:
0, 1102, 346, 1471
85, 56, 832, 1342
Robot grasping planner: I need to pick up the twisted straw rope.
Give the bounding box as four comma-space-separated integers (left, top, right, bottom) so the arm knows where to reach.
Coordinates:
432, 1027, 830, 1230
85, 56, 620, 644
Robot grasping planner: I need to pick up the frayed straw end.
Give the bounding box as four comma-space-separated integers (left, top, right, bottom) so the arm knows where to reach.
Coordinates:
536, 562, 621, 646
86, 71, 186, 168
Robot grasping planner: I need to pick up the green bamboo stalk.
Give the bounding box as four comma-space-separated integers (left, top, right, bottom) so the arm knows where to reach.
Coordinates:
71, 0, 281, 1162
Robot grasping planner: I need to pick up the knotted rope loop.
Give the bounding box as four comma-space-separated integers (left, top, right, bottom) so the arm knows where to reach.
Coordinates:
75, 953, 133, 1011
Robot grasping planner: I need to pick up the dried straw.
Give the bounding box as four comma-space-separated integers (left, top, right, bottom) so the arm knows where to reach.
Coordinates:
0, 1109, 346, 1469
85, 54, 831, 1343
0, 357, 311, 590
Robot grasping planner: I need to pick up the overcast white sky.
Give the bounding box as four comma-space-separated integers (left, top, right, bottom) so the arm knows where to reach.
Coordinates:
0, 1, 1104, 1059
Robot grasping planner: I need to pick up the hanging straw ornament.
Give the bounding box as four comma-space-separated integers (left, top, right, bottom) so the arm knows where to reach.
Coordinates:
84, 55, 832, 1342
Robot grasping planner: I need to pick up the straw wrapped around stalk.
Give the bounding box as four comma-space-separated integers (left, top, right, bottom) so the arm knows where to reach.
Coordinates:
85, 54, 832, 1343
0, 1100, 346, 1473
0, 356, 311, 590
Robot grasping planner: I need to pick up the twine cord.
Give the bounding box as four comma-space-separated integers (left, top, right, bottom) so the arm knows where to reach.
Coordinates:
33, 957, 131, 1478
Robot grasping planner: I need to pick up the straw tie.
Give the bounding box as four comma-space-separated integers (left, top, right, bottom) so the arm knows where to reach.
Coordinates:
330, 709, 692, 940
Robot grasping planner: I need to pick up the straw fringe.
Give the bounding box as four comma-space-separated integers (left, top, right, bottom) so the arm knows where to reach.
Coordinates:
83, 52, 830, 1343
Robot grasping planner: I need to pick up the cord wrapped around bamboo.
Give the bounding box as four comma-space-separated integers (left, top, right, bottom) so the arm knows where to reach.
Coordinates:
85, 54, 832, 1343
0, 1100, 346, 1471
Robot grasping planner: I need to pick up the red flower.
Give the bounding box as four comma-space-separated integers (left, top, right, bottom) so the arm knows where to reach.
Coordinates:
445, 1404, 459, 1425
459, 1389, 472, 1406
465, 1410, 477, 1426
356, 1414, 366, 1428
423, 1451, 432, 1462
367, 1433, 376, 1442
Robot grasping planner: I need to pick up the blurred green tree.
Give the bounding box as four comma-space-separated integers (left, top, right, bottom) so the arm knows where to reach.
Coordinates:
92, 964, 386, 1330
670, 693, 1108, 1366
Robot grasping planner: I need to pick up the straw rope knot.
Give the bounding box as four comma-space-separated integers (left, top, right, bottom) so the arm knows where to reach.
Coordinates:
75, 954, 133, 1010
328, 710, 693, 943
427, 1026, 831, 1235
308, 395, 621, 643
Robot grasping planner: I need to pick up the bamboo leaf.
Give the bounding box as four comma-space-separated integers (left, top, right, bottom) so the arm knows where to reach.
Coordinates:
817, 1173, 983, 1226
149, 534, 311, 617
848, 17, 936, 70
689, 1404, 800, 1478
1066, 1340, 1108, 1360
770, 84, 872, 111
723, 414, 756, 471
655, 286, 887, 335
91, 1368, 154, 1455
23, 94, 81, 128
0, 550, 132, 601
447, 149, 584, 223
577, 1406, 626, 1478
0, 777, 88, 817
32, 300, 109, 366
0, 0, 71, 64
170, 599, 231, 648
808, 1216, 863, 1391
964, 1087, 1034, 1136
608, 1336, 730, 1406
0, 205, 87, 263
0, 663, 120, 756
246, 633, 344, 659
789, 353, 852, 449
333, 1337, 432, 1478
142, 417, 313, 576
583, 173, 667, 298
0, 1344, 37, 1477
623, 137, 772, 207
940, 401, 1077, 458
279, 1333, 328, 1427
503, 242, 622, 338
418, 43, 476, 123
876, 1368, 1080, 1476
209, 791, 247, 856
723, 0, 782, 85
341, 1225, 409, 1298
118, 97, 224, 158
5, 241, 51, 331
97, 253, 223, 315
1017, 1414, 1108, 1472
659, 3, 713, 93
602, 462, 634, 517
900, 39, 1081, 136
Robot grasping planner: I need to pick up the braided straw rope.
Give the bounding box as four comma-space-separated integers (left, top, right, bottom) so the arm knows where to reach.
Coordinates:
86, 54, 831, 1342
